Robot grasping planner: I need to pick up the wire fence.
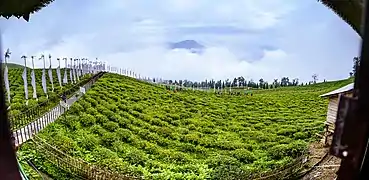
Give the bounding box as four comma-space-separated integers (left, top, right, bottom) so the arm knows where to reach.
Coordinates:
32, 135, 141, 180
30, 133, 308, 180
11, 72, 106, 147
249, 151, 308, 179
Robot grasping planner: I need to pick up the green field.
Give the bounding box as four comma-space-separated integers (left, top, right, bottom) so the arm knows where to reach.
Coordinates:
18, 73, 353, 179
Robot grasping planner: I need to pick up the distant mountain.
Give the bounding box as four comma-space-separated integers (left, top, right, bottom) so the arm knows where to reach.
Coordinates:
1, 63, 24, 69
168, 40, 205, 54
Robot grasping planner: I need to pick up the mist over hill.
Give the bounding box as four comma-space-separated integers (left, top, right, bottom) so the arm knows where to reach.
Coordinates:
1, 63, 24, 69
168, 40, 205, 54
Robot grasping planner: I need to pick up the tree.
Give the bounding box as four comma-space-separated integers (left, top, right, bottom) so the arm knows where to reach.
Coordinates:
238, 76, 245, 87
273, 79, 279, 88
247, 80, 255, 88
259, 78, 264, 88
233, 78, 238, 87
281, 77, 289, 87
312, 74, 318, 84
292, 78, 299, 86
353, 56, 360, 76
182, 80, 188, 87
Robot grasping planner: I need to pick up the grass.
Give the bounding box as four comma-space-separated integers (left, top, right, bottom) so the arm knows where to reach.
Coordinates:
18, 73, 353, 179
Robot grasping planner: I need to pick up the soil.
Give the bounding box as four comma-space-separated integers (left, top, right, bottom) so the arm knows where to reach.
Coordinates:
300, 138, 341, 180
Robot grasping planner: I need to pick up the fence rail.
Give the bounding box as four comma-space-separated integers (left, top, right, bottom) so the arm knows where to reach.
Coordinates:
12, 72, 106, 147
9, 74, 92, 131
30, 133, 307, 180
32, 136, 141, 180
249, 151, 308, 179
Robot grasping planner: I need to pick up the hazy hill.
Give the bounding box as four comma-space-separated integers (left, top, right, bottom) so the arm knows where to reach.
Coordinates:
2, 63, 24, 69
169, 40, 205, 54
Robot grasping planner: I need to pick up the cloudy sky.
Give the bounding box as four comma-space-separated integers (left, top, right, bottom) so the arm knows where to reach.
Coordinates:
0, 0, 361, 82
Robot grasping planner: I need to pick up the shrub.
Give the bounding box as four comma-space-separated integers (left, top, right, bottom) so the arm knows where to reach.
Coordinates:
96, 114, 109, 124
60, 115, 81, 130
86, 107, 98, 116
124, 149, 149, 166
75, 130, 100, 150
232, 149, 256, 164
103, 121, 119, 132
68, 102, 82, 115
102, 132, 119, 146
79, 113, 96, 127
115, 128, 133, 142
293, 132, 308, 139
90, 124, 107, 136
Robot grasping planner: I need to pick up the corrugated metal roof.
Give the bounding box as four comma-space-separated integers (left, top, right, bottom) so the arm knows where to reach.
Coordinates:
320, 83, 354, 97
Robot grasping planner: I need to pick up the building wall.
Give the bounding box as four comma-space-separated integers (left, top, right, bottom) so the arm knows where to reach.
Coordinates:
325, 91, 353, 133
326, 96, 339, 133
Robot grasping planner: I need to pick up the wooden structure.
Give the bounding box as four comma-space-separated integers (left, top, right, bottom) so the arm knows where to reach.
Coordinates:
318, 0, 364, 37
0, 0, 55, 21
320, 83, 354, 136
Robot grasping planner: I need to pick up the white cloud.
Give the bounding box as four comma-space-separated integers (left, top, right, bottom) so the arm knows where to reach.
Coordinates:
1, 0, 361, 83
102, 47, 295, 82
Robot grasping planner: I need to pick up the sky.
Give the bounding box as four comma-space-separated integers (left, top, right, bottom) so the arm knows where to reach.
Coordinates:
0, 0, 362, 83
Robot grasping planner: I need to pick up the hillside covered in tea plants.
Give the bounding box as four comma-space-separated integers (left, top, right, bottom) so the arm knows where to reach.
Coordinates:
19, 73, 353, 179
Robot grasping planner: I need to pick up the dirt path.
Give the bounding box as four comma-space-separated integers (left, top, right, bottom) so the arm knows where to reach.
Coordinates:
301, 142, 340, 180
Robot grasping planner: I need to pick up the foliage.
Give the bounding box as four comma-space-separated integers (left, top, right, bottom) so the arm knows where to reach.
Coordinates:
19, 73, 353, 179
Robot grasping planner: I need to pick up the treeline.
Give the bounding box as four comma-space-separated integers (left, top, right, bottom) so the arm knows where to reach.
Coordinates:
156, 76, 319, 90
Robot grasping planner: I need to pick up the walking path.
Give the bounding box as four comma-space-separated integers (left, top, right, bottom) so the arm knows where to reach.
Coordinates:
13, 93, 80, 146
12, 76, 97, 147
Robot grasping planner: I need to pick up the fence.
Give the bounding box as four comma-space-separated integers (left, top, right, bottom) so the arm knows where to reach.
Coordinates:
9, 74, 94, 131
248, 151, 308, 179
31, 135, 141, 180
30, 132, 307, 180
12, 72, 106, 147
